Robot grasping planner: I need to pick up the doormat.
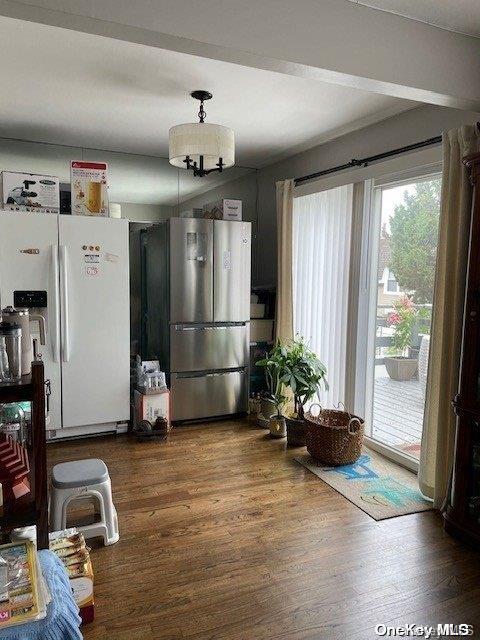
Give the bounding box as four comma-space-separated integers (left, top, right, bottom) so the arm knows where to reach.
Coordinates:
295, 448, 432, 520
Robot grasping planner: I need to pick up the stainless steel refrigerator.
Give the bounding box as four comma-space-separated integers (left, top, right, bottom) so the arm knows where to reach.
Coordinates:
144, 218, 251, 421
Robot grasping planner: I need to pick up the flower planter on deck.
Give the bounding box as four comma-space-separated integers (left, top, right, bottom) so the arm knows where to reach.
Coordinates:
384, 356, 418, 381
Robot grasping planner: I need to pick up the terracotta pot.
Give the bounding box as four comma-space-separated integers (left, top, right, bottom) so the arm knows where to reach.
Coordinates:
269, 416, 286, 438
384, 357, 418, 381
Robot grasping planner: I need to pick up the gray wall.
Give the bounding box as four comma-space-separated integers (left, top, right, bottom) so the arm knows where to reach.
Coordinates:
2, 103, 478, 285
120, 202, 174, 222
0, 137, 255, 222
256, 104, 480, 287
0, 138, 180, 218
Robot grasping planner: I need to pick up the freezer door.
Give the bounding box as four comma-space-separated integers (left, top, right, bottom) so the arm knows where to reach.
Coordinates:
169, 218, 213, 323
170, 323, 249, 372
0, 211, 62, 430
214, 221, 251, 322
58, 216, 129, 429
171, 369, 248, 420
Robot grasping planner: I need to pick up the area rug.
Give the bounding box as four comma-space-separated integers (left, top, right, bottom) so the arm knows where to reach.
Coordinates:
295, 448, 432, 520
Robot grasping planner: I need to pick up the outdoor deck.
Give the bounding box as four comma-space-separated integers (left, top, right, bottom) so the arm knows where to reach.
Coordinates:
372, 367, 424, 459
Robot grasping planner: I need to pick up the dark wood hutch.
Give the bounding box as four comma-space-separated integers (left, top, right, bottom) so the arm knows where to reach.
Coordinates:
445, 151, 480, 545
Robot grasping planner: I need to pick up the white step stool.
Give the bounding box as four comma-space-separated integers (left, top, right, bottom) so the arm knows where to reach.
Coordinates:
50, 458, 119, 545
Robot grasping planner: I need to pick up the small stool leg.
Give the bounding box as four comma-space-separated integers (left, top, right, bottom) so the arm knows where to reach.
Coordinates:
99, 478, 119, 545
50, 486, 67, 532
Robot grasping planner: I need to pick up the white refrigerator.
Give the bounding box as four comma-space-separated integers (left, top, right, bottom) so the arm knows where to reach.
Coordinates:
0, 210, 130, 439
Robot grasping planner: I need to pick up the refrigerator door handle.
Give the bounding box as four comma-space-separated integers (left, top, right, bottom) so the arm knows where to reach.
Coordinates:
174, 326, 216, 331
173, 324, 246, 331
50, 245, 61, 363
59, 244, 71, 362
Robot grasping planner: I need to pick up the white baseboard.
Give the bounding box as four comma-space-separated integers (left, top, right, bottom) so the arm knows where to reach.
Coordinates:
47, 422, 128, 441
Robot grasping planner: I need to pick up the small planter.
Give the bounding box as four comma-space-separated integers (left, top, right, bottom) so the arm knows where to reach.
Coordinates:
384, 357, 418, 381
269, 416, 286, 438
286, 417, 307, 447
258, 397, 276, 428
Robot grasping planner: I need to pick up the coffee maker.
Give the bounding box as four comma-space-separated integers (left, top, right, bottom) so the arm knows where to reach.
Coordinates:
1, 304, 45, 376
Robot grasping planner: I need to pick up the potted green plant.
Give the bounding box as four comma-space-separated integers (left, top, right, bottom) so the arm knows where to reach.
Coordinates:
269, 390, 288, 438
281, 338, 328, 446
256, 347, 281, 428
384, 296, 420, 381
256, 343, 288, 436
257, 338, 328, 444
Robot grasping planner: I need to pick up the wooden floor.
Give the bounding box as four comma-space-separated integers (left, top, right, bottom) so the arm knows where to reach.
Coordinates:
47, 419, 480, 640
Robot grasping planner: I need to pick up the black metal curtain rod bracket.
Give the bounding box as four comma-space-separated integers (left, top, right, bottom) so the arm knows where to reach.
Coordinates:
294, 135, 443, 187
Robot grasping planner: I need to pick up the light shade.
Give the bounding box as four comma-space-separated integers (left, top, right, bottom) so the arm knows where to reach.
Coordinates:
169, 122, 235, 171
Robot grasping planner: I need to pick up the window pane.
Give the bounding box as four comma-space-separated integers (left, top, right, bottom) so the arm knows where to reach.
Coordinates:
368, 176, 441, 460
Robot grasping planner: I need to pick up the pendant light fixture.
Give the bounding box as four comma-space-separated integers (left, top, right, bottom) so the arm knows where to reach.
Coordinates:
169, 90, 235, 177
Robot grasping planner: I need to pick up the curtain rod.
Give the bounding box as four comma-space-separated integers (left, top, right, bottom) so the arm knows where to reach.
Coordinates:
294, 135, 442, 187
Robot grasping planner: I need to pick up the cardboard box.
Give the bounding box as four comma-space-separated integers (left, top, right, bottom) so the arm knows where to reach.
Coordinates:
71, 161, 109, 216
250, 319, 274, 343
1, 171, 59, 213
203, 199, 242, 221
250, 303, 266, 318
134, 388, 170, 427
179, 208, 203, 218
70, 558, 94, 625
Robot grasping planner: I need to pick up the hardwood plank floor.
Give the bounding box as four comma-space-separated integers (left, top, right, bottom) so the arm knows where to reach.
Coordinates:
47, 419, 480, 640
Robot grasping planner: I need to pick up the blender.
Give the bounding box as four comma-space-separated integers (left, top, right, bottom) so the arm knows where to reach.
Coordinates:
1, 306, 45, 376
0, 321, 22, 382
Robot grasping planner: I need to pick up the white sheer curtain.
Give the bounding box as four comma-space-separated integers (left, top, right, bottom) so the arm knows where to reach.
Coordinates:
293, 184, 353, 407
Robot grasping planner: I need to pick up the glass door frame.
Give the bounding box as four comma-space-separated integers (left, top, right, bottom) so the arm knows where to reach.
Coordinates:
353, 167, 442, 473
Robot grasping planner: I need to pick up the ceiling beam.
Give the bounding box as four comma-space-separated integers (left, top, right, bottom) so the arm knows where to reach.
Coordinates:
0, 0, 479, 111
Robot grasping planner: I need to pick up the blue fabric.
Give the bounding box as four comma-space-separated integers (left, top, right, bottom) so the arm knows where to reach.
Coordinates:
0, 550, 83, 640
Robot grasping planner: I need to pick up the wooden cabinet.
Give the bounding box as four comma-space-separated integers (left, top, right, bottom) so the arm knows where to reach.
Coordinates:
445, 152, 480, 544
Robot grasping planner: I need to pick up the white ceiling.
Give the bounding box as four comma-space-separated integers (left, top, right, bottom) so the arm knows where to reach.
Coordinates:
347, 0, 480, 38
0, 17, 415, 170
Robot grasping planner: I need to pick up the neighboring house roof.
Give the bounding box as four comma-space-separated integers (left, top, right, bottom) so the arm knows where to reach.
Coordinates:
378, 237, 391, 280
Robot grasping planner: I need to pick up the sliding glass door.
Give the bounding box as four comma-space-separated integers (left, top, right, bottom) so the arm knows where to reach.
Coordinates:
362, 174, 441, 465
292, 171, 441, 467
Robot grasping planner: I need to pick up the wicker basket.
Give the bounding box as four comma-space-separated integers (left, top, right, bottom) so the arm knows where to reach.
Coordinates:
286, 418, 307, 447
305, 405, 364, 466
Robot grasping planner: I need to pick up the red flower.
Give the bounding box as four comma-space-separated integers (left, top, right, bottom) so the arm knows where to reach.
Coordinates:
387, 312, 401, 325
401, 296, 414, 309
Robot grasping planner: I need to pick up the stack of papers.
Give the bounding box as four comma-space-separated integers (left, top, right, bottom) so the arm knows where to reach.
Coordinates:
0, 541, 51, 629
